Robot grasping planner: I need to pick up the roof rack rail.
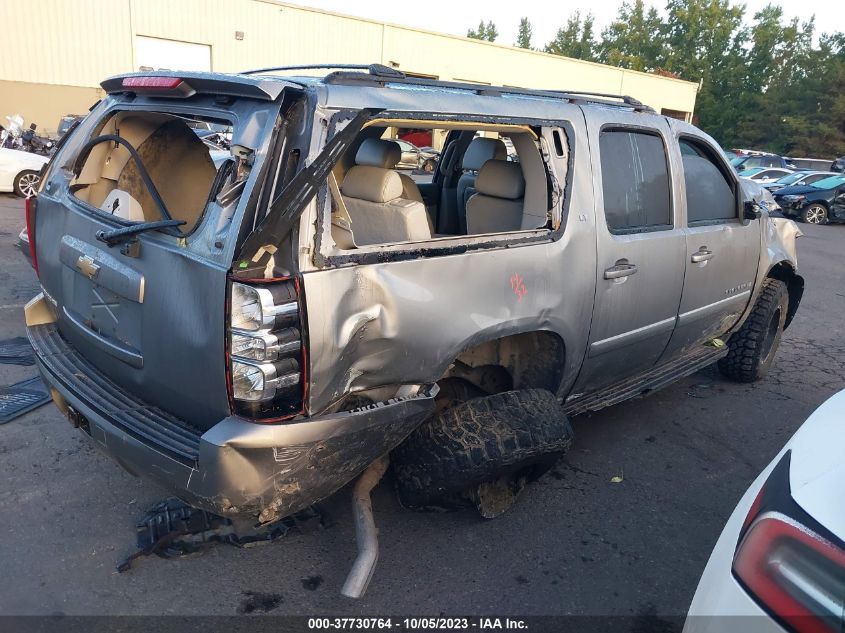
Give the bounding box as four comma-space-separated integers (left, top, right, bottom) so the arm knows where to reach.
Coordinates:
241, 63, 405, 79
321, 70, 655, 113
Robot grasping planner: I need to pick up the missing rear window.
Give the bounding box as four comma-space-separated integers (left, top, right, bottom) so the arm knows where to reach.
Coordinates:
69, 111, 235, 234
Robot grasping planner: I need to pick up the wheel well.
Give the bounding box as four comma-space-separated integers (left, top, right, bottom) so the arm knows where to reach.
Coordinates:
441, 331, 565, 396
767, 263, 803, 329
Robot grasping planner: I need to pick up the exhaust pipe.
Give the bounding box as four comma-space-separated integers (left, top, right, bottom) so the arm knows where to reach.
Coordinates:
341, 456, 388, 599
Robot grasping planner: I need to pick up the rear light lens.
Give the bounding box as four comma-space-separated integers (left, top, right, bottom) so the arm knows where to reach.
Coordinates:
120, 76, 195, 97
122, 77, 183, 89
227, 279, 305, 420
230, 283, 297, 331
24, 196, 38, 276
732, 452, 845, 633
734, 514, 845, 632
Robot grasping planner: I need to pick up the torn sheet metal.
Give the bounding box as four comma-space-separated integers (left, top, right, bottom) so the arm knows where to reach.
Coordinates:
118, 497, 328, 572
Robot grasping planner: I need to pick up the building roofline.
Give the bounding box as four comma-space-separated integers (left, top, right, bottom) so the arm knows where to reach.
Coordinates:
260, 0, 698, 89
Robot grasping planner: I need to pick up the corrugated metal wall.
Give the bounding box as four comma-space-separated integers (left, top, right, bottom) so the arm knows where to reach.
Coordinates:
0, 0, 697, 118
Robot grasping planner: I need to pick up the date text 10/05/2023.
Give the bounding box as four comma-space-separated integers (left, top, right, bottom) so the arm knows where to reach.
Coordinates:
307, 618, 529, 630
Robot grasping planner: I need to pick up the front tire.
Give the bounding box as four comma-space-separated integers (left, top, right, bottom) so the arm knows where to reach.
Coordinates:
392, 389, 574, 514
718, 279, 788, 383
801, 203, 828, 224
13, 170, 40, 197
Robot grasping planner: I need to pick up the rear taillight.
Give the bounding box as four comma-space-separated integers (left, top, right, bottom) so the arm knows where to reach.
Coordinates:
227, 279, 305, 420
734, 514, 845, 633
732, 453, 845, 633
24, 196, 38, 276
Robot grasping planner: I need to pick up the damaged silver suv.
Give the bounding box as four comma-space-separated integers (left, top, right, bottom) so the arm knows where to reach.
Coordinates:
26, 64, 803, 540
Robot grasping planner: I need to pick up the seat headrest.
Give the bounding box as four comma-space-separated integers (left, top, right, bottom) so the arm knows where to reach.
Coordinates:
355, 138, 401, 169
341, 165, 403, 203
462, 137, 507, 171
475, 160, 525, 200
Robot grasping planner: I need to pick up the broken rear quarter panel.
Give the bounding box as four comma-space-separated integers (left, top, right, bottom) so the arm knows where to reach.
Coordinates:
301, 111, 596, 414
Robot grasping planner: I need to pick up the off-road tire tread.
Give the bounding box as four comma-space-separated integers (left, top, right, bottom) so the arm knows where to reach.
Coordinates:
718, 278, 787, 383
392, 389, 574, 507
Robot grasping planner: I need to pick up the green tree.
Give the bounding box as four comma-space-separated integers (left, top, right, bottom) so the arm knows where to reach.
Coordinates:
598, 0, 666, 71
467, 20, 499, 42
661, 0, 748, 143
545, 11, 597, 61
516, 17, 533, 49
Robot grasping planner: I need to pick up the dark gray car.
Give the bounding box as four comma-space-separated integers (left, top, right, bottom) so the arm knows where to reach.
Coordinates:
25, 67, 803, 589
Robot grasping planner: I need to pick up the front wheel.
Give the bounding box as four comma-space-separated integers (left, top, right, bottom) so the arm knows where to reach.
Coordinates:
14, 170, 40, 198
802, 204, 828, 225
718, 279, 788, 383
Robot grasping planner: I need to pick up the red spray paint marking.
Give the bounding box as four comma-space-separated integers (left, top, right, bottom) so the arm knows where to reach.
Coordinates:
510, 273, 527, 301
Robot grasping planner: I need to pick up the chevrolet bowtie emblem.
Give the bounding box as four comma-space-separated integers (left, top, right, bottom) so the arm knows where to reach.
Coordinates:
76, 255, 101, 280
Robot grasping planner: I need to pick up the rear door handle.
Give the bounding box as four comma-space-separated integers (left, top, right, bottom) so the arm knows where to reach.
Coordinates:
691, 249, 714, 263
604, 263, 638, 279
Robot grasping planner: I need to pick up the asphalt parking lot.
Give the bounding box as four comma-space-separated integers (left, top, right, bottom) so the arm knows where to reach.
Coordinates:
0, 193, 843, 618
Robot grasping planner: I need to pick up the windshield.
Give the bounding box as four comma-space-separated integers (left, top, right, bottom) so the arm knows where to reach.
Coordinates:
810, 175, 845, 190
730, 157, 745, 167
775, 173, 804, 185
739, 167, 765, 177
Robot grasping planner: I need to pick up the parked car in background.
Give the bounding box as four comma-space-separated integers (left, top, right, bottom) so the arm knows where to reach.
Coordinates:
739, 167, 793, 184
731, 153, 794, 171
0, 147, 49, 197
685, 389, 845, 633
394, 138, 439, 172
764, 170, 836, 193
57, 115, 84, 139
786, 157, 834, 171
773, 174, 845, 224
831, 156, 845, 173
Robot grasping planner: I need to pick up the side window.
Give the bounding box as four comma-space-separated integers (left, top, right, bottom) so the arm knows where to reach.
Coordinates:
679, 139, 736, 224
599, 129, 672, 232
804, 174, 826, 185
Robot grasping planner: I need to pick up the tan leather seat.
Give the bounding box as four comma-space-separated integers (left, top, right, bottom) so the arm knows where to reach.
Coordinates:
457, 137, 508, 232
354, 138, 423, 203
340, 164, 431, 246
465, 160, 525, 234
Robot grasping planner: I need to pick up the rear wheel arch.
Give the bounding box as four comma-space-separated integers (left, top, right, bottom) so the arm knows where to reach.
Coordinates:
440, 330, 566, 397
766, 262, 803, 330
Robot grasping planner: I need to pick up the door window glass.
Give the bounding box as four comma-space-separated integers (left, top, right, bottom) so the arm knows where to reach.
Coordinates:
599, 129, 671, 232
679, 139, 736, 223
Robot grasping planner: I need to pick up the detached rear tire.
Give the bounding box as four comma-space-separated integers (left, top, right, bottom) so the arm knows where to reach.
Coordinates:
718, 278, 788, 383
392, 389, 574, 512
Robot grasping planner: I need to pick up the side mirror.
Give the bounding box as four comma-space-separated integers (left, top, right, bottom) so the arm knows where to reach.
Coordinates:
744, 200, 762, 221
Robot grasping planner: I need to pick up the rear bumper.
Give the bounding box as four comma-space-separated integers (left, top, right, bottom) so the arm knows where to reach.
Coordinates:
27, 316, 436, 520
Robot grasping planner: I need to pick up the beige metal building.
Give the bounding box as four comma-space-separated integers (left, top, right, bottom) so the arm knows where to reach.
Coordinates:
0, 0, 699, 138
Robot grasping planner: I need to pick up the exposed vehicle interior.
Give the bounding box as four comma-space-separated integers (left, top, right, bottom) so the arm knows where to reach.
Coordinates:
327, 121, 555, 249
69, 111, 234, 232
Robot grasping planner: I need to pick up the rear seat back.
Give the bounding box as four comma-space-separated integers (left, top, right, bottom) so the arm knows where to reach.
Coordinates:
465, 160, 525, 234
456, 137, 507, 233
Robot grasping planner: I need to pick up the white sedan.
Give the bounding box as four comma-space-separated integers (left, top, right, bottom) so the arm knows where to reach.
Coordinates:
685, 390, 845, 632
0, 147, 49, 197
